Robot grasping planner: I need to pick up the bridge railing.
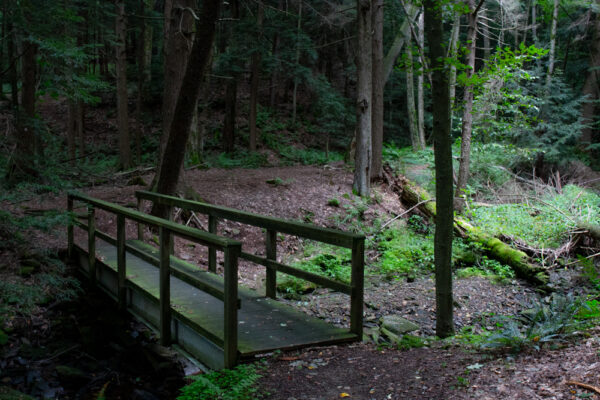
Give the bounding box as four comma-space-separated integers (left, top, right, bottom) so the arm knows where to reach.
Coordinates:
67, 192, 242, 368
135, 190, 365, 337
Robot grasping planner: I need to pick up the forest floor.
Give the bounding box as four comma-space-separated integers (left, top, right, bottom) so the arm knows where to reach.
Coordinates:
2, 162, 600, 399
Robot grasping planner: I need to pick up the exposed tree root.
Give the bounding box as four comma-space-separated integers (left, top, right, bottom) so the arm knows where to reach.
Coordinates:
565, 380, 600, 395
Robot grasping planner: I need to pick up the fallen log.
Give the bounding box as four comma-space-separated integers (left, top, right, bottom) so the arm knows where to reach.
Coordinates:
382, 166, 549, 286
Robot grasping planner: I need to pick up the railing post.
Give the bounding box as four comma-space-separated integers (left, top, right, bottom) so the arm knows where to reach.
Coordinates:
67, 196, 74, 261
117, 214, 127, 310
159, 226, 172, 345
208, 215, 217, 273
265, 229, 277, 299
167, 206, 174, 255
136, 197, 143, 240
88, 205, 96, 284
223, 244, 240, 368
350, 237, 364, 337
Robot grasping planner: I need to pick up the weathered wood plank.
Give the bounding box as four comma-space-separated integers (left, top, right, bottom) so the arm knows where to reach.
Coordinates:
241, 252, 352, 295
208, 215, 217, 273
117, 214, 127, 310
265, 229, 277, 299
88, 205, 96, 285
135, 190, 364, 248
68, 192, 240, 250
350, 237, 365, 336
223, 247, 239, 368
159, 226, 172, 346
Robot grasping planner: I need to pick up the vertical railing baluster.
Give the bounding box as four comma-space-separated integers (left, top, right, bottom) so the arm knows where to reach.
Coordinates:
136, 196, 143, 240
223, 244, 240, 368
117, 214, 126, 310
67, 196, 74, 260
88, 205, 96, 285
159, 226, 172, 346
265, 229, 277, 299
208, 215, 217, 273
350, 237, 364, 337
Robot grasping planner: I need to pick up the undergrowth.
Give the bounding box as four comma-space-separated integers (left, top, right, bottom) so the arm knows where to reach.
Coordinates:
467, 185, 600, 248
177, 363, 264, 400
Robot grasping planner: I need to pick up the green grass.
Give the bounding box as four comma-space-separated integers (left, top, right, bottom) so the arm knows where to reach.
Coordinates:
466, 185, 600, 248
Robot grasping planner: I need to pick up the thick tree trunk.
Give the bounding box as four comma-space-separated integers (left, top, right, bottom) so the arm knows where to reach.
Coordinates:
423, 0, 454, 338
292, 1, 302, 124
417, 11, 425, 147
382, 4, 419, 86
370, 0, 384, 179
354, 0, 372, 197
448, 13, 460, 116
115, 0, 131, 170
456, 0, 478, 210
153, 0, 221, 216
580, 4, 600, 147
222, 0, 239, 153
7, 22, 19, 111
249, 2, 264, 151
545, 0, 559, 88
406, 42, 420, 150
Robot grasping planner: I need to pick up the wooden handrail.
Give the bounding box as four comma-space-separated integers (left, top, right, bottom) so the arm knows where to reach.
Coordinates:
135, 190, 364, 248
69, 192, 242, 250
68, 192, 242, 367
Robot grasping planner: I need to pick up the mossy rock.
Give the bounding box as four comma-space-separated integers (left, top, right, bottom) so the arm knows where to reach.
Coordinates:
0, 386, 35, 400
127, 176, 148, 186
18, 267, 35, 277
19, 258, 42, 270
380, 315, 419, 335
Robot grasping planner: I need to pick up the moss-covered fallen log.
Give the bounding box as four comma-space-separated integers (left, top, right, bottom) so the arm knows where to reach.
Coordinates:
579, 223, 600, 243
383, 168, 549, 286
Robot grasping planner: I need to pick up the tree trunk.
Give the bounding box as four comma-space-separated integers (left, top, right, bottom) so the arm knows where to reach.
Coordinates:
292, 0, 302, 124
353, 0, 372, 197
406, 41, 420, 150
156, 0, 195, 179
76, 100, 85, 158
152, 0, 221, 217
67, 101, 77, 166
545, 0, 559, 88
249, 2, 264, 151
580, 3, 600, 147
382, 4, 419, 86
417, 11, 425, 147
448, 13, 460, 117
532, 0, 537, 43
481, 8, 490, 60
455, 0, 478, 210
135, 0, 152, 165
423, 0, 454, 338
370, 0, 384, 179
222, 0, 239, 153
7, 21, 19, 111
115, 0, 131, 170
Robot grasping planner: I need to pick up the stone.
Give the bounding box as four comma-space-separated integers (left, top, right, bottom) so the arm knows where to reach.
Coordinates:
380, 315, 419, 335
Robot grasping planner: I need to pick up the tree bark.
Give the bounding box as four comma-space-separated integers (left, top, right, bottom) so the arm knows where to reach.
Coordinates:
423, 0, 454, 338
249, 2, 264, 151
7, 21, 19, 111
545, 0, 559, 88
222, 0, 239, 153
353, 0, 372, 197
382, 4, 419, 86
448, 13, 460, 117
417, 11, 425, 147
292, 0, 302, 124
580, 3, 600, 147
153, 0, 221, 216
370, 0, 384, 179
115, 0, 131, 170
406, 41, 420, 150
455, 0, 478, 210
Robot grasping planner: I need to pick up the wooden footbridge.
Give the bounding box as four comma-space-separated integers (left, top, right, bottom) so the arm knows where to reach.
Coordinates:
67, 191, 365, 369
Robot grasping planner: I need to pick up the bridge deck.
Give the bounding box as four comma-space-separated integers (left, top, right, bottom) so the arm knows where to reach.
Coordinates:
78, 238, 356, 359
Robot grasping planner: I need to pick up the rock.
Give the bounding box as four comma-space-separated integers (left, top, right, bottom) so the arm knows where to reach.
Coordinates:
18, 267, 35, 277
20, 258, 42, 270
0, 386, 36, 400
380, 315, 419, 335
55, 365, 89, 385
132, 389, 160, 400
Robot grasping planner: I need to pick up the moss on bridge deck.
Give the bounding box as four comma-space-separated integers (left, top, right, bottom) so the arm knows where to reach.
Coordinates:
92, 239, 356, 357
